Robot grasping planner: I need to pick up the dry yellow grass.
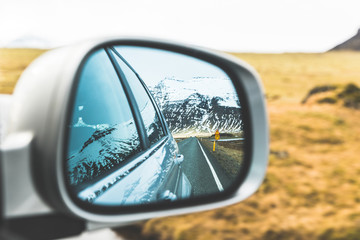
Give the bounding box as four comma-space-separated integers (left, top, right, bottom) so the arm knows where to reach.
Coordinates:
0, 48, 47, 94
2, 49, 360, 240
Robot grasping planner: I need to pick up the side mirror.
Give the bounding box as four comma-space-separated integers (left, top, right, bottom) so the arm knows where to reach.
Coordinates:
0, 38, 268, 239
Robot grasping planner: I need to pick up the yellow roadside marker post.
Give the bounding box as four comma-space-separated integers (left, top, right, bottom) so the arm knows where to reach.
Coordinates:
214, 129, 220, 151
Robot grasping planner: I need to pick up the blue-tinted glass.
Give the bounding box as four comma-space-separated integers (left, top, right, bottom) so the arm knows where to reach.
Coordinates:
112, 51, 166, 146
67, 49, 141, 186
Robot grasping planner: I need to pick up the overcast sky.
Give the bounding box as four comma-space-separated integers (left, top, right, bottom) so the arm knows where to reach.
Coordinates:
1, 0, 360, 52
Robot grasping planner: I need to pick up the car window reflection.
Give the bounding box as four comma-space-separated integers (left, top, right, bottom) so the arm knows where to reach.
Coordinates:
67, 49, 141, 187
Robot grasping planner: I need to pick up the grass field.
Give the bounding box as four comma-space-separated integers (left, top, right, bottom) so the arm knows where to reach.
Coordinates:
2, 49, 360, 240
0, 48, 47, 94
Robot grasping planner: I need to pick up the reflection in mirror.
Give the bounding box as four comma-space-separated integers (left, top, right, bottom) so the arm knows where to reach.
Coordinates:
66, 46, 245, 207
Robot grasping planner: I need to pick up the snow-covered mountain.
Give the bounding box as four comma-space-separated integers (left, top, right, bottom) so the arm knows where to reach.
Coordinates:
149, 77, 243, 135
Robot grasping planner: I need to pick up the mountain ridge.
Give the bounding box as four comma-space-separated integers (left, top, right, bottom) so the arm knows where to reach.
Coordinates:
149, 77, 243, 136
330, 29, 360, 51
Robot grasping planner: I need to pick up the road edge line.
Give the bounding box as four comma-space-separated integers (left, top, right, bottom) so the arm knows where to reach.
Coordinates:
196, 139, 224, 192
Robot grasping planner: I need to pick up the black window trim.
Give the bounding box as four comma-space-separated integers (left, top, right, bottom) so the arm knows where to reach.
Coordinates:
110, 46, 169, 136
105, 47, 150, 150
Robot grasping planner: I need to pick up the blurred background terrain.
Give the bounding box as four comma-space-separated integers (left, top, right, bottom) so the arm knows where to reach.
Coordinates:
1, 31, 360, 239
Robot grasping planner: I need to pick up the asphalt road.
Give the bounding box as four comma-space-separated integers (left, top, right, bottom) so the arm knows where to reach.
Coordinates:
178, 137, 232, 197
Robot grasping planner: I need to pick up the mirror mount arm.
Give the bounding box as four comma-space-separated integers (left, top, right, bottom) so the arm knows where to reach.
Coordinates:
3, 213, 85, 239
0, 133, 86, 239
0, 132, 53, 217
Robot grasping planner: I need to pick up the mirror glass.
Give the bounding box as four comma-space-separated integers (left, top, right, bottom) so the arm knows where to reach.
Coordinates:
65, 45, 246, 207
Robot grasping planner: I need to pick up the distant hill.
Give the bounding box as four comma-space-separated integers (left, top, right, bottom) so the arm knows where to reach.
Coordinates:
330, 29, 360, 51
5, 35, 52, 49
